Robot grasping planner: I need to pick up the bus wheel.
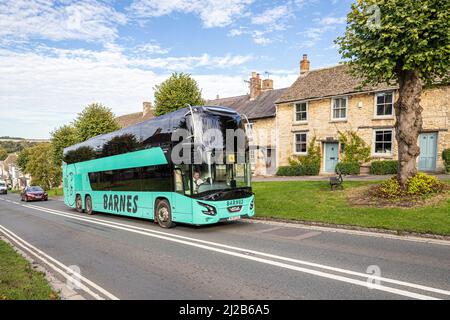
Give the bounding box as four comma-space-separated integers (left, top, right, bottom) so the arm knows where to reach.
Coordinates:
76, 195, 83, 213
155, 199, 175, 228
85, 195, 94, 215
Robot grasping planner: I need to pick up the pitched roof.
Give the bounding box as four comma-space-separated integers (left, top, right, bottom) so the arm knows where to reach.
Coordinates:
207, 88, 287, 120
116, 111, 154, 128
276, 64, 397, 104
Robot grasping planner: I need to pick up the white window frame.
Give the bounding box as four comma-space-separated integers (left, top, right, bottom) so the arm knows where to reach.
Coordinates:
293, 132, 308, 155
372, 129, 394, 156
374, 91, 395, 118
294, 102, 308, 123
330, 96, 348, 121
245, 122, 254, 141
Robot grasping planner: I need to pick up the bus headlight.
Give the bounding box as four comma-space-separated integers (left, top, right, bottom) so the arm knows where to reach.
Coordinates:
198, 202, 217, 216
250, 200, 254, 210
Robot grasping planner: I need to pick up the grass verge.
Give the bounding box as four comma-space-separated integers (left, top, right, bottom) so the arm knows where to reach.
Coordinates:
0, 239, 58, 300
253, 180, 450, 236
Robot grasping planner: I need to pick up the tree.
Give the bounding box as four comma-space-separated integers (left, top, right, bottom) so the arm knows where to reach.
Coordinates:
154, 72, 204, 116
101, 134, 140, 158
16, 148, 30, 173
24, 144, 60, 190
0, 147, 7, 161
336, 0, 450, 188
50, 125, 78, 166
74, 103, 120, 142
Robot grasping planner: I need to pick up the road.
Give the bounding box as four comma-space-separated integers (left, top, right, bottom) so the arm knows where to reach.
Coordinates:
0, 193, 449, 300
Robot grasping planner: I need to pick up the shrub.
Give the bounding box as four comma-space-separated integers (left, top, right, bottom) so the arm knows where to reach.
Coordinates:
370, 160, 398, 175
442, 149, 450, 173
406, 173, 445, 195
374, 173, 445, 199
276, 163, 320, 176
336, 162, 360, 175
376, 177, 402, 199
338, 130, 371, 165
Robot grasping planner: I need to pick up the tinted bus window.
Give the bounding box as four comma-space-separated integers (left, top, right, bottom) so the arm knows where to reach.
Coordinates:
141, 165, 171, 192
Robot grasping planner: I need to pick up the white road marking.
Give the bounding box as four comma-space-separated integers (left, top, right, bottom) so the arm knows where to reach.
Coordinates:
17, 203, 450, 299
0, 224, 119, 300
25, 203, 450, 297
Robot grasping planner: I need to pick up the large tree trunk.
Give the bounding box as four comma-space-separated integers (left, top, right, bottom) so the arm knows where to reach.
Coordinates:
394, 69, 423, 189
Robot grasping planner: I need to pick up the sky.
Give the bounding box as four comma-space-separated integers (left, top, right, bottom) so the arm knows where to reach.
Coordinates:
0, 0, 354, 139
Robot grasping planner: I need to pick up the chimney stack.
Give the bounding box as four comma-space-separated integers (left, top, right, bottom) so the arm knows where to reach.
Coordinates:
300, 54, 310, 75
249, 72, 262, 100
262, 78, 273, 91
143, 101, 153, 118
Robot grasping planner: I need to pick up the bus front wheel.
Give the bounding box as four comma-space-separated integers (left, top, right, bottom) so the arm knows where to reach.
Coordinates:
85, 195, 94, 215
75, 195, 83, 213
155, 199, 175, 228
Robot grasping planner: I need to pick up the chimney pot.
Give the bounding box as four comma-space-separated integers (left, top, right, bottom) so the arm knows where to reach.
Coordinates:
249, 72, 262, 100
262, 78, 274, 91
300, 54, 310, 75
143, 102, 153, 117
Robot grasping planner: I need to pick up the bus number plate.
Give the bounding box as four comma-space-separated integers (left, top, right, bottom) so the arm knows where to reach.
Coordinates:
228, 216, 241, 221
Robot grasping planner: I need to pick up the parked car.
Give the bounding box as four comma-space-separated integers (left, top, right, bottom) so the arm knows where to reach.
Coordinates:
21, 186, 48, 202
0, 180, 7, 194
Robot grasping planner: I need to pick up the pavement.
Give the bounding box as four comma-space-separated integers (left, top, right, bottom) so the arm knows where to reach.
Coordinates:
253, 173, 450, 182
0, 192, 449, 300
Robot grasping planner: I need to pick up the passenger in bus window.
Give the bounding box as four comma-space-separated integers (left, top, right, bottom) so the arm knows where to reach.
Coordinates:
193, 170, 204, 193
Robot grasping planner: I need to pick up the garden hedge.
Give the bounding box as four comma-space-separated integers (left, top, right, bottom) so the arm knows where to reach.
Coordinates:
370, 160, 398, 175
335, 162, 360, 175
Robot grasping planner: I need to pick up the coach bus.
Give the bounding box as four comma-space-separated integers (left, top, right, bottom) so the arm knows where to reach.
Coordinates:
62, 106, 254, 228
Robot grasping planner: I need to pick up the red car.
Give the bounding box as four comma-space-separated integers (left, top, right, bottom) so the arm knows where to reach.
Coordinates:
21, 186, 48, 202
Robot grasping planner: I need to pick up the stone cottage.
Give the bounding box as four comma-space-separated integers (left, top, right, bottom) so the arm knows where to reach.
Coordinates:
208, 73, 287, 176
275, 55, 450, 174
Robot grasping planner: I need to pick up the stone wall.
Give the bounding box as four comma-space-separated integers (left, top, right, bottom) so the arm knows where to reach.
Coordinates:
276, 85, 450, 173
249, 117, 277, 176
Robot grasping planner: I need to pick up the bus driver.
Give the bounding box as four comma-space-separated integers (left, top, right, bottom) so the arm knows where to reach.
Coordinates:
193, 170, 204, 194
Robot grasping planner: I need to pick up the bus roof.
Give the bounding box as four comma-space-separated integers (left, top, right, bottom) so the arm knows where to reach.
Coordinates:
63, 105, 241, 156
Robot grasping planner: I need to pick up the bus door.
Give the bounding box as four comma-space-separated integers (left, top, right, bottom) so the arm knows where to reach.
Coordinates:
172, 166, 193, 223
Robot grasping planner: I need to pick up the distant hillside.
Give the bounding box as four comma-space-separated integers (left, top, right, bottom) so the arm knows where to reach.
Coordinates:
0, 140, 37, 154
0, 136, 25, 140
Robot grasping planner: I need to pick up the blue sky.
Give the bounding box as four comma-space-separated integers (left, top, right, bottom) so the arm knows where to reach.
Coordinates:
0, 0, 354, 139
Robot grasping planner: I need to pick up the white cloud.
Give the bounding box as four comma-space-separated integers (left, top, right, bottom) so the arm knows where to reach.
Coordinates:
316, 16, 346, 25
0, 45, 255, 138
251, 5, 290, 26
129, 0, 253, 28
0, 0, 126, 42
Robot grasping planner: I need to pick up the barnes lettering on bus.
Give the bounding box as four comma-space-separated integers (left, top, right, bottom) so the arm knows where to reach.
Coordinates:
104, 194, 138, 213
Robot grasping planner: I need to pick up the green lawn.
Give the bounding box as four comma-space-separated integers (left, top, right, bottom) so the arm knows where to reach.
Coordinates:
0, 239, 58, 300
46, 188, 63, 197
253, 181, 450, 236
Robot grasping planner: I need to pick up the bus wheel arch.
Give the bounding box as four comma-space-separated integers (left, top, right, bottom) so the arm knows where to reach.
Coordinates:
75, 194, 83, 213
85, 195, 94, 215
154, 198, 175, 228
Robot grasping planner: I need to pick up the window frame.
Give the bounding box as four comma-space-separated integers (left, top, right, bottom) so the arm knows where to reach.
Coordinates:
293, 132, 308, 155
372, 129, 394, 157
294, 102, 308, 123
330, 96, 348, 121
374, 91, 395, 118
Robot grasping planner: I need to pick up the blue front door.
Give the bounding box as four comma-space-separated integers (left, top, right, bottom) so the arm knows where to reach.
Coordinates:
324, 143, 339, 173
418, 132, 437, 171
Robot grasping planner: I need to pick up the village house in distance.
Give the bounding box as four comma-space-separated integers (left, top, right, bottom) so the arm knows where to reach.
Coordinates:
276, 55, 450, 174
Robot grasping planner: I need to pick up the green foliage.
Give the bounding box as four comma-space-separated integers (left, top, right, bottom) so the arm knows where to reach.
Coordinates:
336, 161, 360, 175
406, 173, 445, 195
16, 148, 30, 173
338, 131, 371, 164
442, 148, 450, 173
101, 134, 140, 158
281, 137, 321, 176
154, 72, 204, 116
0, 147, 7, 161
276, 163, 320, 176
0, 140, 35, 154
336, 0, 450, 86
376, 177, 402, 199
24, 144, 60, 190
375, 173, 445, 198
50, 125, 78, 166
370, 160, 399, 175
73, 103, 120, 142
63, 146, 97, 164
